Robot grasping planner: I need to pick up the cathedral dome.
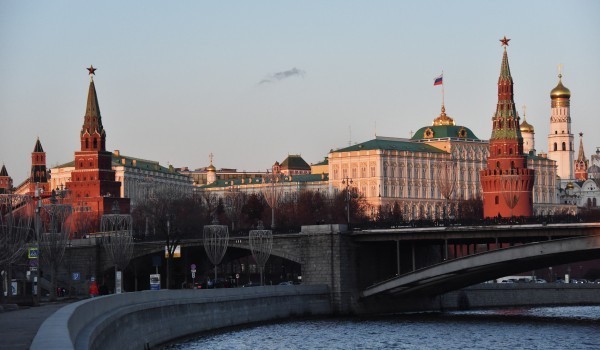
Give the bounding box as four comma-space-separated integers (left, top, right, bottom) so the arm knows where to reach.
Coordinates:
432, 105, 456, 126
520, 119, 534, 133
565, 181, 574, 190
550, 76, 571, 100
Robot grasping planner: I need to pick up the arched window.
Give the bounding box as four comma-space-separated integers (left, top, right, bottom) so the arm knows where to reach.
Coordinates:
495, 196, 499, 205
93, 138, 98, 149
496, 161, 500, 169
85, 139, 89, 149
562, 142, 566, 151
553, 143, 557, 151
509, 148, 513, 155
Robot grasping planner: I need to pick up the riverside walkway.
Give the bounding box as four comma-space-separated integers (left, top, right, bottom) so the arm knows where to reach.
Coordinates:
0, 300, 73, 350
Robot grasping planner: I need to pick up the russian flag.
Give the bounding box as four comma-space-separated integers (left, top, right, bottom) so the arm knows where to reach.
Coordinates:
434, 74, 443, 86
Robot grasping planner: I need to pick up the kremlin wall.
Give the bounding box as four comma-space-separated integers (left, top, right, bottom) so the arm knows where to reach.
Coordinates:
2, 38, 599, 226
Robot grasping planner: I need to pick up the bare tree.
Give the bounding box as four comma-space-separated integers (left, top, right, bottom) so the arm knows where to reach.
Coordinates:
436, 158, 457, 220
224, 186, 244, 232
39, 194, 72, 301
261, 172, 283, 229
249, 221, 272, 285
72, 210, 97, 238
101, 200, 133, 294
0, 194, 32, 301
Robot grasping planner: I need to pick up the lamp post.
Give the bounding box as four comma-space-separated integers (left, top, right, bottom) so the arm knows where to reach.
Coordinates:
342, 177, 353, 226
34, 184, 42, 304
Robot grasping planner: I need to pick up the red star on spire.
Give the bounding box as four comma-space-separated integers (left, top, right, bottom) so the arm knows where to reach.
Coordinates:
87, 65, 97, 75
500, 36, 510, 47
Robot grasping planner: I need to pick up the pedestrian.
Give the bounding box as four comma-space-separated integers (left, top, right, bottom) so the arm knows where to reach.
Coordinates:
89, 280, 99, 298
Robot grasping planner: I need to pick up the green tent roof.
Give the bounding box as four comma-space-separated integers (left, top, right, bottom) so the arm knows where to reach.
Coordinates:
332, 137, 447, 154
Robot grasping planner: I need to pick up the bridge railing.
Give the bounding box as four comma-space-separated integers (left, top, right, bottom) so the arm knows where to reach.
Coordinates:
350, 213, 598, 231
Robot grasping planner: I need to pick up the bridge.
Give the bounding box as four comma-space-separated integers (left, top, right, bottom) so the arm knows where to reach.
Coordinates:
362, 234, 600, 297
56, 222, 600, 313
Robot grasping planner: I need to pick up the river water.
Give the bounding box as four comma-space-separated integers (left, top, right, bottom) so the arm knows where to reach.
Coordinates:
164, 306, 600, 350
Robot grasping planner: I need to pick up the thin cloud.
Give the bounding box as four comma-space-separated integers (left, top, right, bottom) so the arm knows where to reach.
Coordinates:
259, 67, 306, 84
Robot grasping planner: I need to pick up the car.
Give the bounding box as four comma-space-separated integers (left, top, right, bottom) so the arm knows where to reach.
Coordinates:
242, 282, 260, 287
278, 281, 294, 286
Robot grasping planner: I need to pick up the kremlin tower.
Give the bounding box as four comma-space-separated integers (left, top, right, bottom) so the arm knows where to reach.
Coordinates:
480, 37, 535, 218
574, 132, 589, 181
547, 70, 574, 181
29, 138, 51, 196
66, 66, 129, 230
0, 164, 12, 194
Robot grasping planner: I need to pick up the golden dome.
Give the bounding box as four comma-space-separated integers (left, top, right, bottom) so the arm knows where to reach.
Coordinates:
432, 105, 456, 126
565, 181, 574, 190
207, 164, 216, 171
520, 119, 534, 133
550, 75, 571, 100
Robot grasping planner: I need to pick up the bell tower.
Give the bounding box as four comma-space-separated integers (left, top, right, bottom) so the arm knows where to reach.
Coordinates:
547, 67, 574, 181
480, 37, 535, 218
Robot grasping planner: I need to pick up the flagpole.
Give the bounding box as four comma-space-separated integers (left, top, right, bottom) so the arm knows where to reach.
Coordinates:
441, 70, 444, 107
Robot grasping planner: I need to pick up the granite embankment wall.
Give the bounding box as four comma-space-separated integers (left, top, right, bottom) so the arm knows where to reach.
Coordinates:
31, 285, 331, 350
441, 283, 600, 310
358, 284, 600, 314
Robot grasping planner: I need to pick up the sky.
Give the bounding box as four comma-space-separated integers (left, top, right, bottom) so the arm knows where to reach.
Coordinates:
1, 1, 599, 184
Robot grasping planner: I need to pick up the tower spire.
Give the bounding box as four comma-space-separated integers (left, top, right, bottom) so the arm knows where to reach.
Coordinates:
577, 132, 586, 162
80, 66, 106, 152
491, 36, 521, 144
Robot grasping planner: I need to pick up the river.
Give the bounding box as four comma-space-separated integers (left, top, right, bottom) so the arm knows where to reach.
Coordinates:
164, 306, 600, 349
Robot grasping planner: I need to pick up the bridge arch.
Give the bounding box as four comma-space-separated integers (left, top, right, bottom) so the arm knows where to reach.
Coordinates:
362, 235, 600, 298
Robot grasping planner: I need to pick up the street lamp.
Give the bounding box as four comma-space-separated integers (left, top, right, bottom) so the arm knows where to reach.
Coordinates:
341, 177, 353, 226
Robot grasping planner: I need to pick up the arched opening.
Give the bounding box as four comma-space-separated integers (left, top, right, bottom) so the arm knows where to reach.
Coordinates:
93, 138, 98, 149
85, 139, 89, 149
562, 142, 566, 151
553, 143, 557, 151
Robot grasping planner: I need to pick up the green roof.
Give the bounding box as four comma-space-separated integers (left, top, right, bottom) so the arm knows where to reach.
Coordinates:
332, 137, 447, 153
411, 125, 480, 141
53, 153, 177, 174
200, 173, 328, 189
312, 158, 328, 166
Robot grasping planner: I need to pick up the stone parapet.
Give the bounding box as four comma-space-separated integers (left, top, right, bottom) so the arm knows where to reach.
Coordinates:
31, 285, 331, 350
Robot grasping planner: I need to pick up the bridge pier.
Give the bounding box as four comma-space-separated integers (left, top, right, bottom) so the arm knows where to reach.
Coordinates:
299, 225, 358, 314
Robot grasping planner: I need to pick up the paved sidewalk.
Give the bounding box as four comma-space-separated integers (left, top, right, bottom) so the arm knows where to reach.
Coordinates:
0, 301, 72, 350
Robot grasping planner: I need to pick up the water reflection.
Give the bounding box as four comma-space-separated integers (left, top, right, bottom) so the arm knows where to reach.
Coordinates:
164, 306, 600, 350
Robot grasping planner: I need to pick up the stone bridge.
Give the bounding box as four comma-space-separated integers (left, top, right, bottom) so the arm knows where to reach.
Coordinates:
58, 222, 600, 313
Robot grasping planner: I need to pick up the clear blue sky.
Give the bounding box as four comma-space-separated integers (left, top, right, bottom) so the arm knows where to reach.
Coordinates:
1, 1, 599, 183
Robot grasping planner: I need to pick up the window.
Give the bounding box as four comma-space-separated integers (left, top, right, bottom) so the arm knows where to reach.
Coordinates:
93, 138, 98, 149
495, 196, 499, 205
553, 143, 557, 151
562, 142, 566, 151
